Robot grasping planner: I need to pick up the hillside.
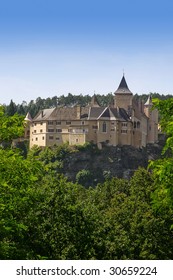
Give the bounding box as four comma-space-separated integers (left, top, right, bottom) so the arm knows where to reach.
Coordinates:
61, 134, 165, 185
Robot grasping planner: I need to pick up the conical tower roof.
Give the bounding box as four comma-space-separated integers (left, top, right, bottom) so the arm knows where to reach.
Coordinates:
144, 94, 152, 106
90, 94, 100, 107
114, 75, 133, 95
24, 112, 32, 122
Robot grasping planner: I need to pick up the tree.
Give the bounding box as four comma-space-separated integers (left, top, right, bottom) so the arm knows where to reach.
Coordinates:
6, 99, 17, 116
0, 105, 24, 145
149, 98, 173, 210
25, 174, 99, 259
91, 168, 173, 259
76, 169, 93, 187
0, 148, 44, 259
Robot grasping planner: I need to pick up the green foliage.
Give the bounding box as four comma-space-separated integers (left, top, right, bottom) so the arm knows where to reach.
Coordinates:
0, 146, 172, 259
76, 169, 92, 187
1, 102, 173, 259
153, 98, 173, 154
76, 141, 99, 153
0, 148, 43, 259
91, 169, 173, 259
28, 175, 98, 259
0, 105, 24, 143
149, 98, 173, 211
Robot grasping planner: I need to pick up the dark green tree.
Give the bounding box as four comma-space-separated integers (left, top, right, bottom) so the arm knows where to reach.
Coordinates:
6, 99, 17, 116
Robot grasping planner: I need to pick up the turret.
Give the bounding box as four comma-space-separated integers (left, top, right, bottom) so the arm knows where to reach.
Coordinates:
24, 112, 32, 139
144, 95, 158, 143
90, 94, 100, 107
114, 75, 133, 111
143, 94, 152, 117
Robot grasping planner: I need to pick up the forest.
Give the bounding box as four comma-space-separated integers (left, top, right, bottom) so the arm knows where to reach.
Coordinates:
0, 97, 173, 260
3, 92, 173, 118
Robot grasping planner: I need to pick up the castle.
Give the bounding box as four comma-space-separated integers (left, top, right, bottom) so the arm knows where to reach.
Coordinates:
26, 75, 158, 149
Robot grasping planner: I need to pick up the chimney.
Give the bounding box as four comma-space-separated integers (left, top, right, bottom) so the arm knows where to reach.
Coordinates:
76, 105, 81, 119
138, 99, 144, 113
141, 100, 144, 113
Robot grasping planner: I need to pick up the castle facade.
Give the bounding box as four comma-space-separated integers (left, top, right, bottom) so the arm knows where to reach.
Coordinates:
26, 76, 158, 149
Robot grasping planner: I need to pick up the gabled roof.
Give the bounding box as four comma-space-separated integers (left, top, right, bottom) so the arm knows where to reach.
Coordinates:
109, 107, 130, 121
88, 107, 105, 119
33, 105, 131, 122
33, 108, 55, 121
89, 106, 130, 121
114, 75, 133, 95
33, 107, 89, 121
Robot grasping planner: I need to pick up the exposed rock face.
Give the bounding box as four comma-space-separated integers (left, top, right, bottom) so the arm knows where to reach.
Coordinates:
63, 136, 165, 183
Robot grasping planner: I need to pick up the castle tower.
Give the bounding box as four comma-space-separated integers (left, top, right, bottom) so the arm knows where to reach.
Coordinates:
144, 95, 158, 143
24, 112, 32, 139
90, 94, 100, 107
114, 75, 133, 111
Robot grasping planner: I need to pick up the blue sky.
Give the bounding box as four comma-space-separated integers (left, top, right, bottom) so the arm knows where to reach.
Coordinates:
0, 0, 173, 105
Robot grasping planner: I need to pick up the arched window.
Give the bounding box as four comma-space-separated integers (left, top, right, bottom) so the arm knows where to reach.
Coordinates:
133, 121, 136, 129
137, 121, 140, 129
102, 122, 107, 132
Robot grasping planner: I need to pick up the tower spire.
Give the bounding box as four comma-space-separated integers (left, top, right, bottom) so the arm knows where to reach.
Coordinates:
144, 94, 152, 106
118, 76, 128, 89
114, 74, 133, 110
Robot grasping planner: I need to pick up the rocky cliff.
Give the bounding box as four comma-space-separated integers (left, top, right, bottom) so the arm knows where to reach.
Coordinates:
63, 135, 165, 184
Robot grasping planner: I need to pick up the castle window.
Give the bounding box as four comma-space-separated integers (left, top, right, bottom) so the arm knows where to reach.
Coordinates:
34, 130, 37, 133
137, 121, 140, 129
92, 125, 98, 129
66, 121, 71, 125
133, 122, 136, 128
48, 121, 53, 125
102, 122, 107, 133
35, 137, 38, 141
40, 129, 43, 133
122, 122, 127, 127
42, 136, 44, 140
56, 121, 61, 125
49, 136, 54, 140
48, 129, 54, 132
56, 129, 62, 133
121, 130, 127, 133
